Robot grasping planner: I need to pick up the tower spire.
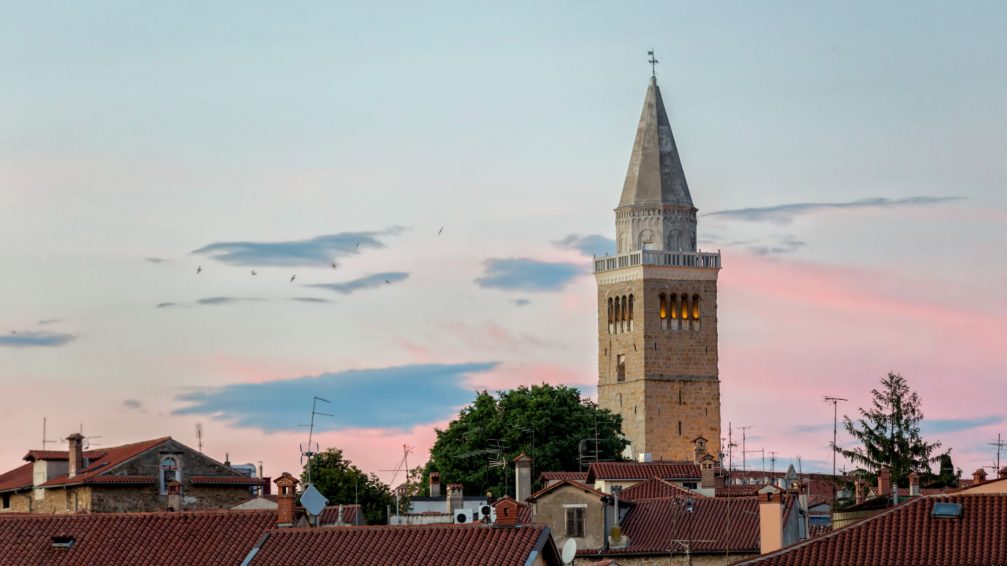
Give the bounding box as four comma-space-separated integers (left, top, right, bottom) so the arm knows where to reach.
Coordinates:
648, 49, 659, 79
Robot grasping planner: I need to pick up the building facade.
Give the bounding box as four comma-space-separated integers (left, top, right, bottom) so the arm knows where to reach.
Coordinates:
596, 76, 722, 462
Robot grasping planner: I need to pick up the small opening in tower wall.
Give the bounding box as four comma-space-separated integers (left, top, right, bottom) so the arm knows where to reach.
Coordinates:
607, 298, 614, 334
616, 355, 626, 382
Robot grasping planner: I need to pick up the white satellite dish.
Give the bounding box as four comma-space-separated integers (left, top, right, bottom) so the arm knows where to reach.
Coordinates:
561, 538, 578, 565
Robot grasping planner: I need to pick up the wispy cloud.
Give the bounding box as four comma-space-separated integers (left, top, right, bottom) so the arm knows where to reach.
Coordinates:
307, 272, 409, 294
145, 257, 169, 264
290, 297, 333, 303
922, 415, 1003, 434
37, 318, 62, 325
475, 258, 587, 292
706, 196, 963, 224
158, 296, 331, 308
749, 235, 808, 256
173, 362, 499, 431
197, 297, 263, 306
122, 399, 144, 412
554, 234, 616, 257
191, 228, 405, 267
513, 298, 531, 307
0, 331, 76, 348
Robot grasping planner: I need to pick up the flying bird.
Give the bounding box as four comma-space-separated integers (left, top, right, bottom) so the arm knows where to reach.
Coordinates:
196, 266, 202, 274
290, 274, 296, 283
438, 227, 443, 236
330, 262, 338, 269
251, 270, 257, 276
385, 280, 390, 285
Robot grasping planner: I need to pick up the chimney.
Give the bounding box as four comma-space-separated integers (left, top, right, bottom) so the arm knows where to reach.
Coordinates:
854, 478, 865, 504
877, 467, 892, 498
972, 468, 987, 485
274, 472, 300, 527
493, 497, 519, 527
66, 433, 84, 478
693, 436, 708, 464
700, 455, 716, 489
909, 472, 920, 497
429, 472, 441, 498
758, 490, 784, 554
446, 483, 464, 516
167, 479, 182, 511
514, 453, 533, 503
999, 467, 1007, 480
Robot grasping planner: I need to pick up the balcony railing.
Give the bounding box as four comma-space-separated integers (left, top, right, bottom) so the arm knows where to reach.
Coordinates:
594, 250, 721, 273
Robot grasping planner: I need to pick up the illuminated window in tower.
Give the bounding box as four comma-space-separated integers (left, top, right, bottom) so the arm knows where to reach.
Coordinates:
659, 293, 667, 319
628, 295, 634, 331
607, 298, 614, 334
680, 294, 690, 320
692, 295, 701, 319
613, 298, 621, 333
616, 354, 626, 382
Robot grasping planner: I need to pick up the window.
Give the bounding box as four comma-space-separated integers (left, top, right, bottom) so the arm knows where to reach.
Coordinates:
627, 295, 634, 330
683, 482, 698, 490
678, 421, 682, 435
670, 294, 678, 319
159, 457, 179, 494
659, 293, 667, 319
616, 355, 626, 382
565, 507, 586, 538
692, 294, 701, 319
678, 389, 683, 405
613, 299, 621, 333
680, 294, 690, 320
1, 493, 9, 510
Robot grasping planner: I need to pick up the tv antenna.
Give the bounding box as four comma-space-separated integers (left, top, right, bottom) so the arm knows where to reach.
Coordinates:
299, 396, 333, 485
460, 438, 509, 496
41, 417, 59, 448
989, 433, 1005, 473
195, 423, 204, 454
78, 424, 102, 450
824, 396, 848, 502
380, 445, 414, 518
726, 422, 738, 472
738, 426, 753, 471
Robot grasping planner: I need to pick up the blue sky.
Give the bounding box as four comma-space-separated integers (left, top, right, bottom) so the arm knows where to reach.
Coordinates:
2, 2, 1006, 482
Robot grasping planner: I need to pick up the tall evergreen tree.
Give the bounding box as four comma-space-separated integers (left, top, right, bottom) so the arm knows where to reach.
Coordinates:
834, 372, 947, 486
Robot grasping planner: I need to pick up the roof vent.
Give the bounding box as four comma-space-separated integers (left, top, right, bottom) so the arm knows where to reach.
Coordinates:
51, 535, 75, 549
931, 502, 963, 518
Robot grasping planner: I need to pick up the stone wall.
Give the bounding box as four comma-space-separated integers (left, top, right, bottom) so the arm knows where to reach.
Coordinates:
597, 265, 721, 461
531, 484, 612, 552
573, 553, 757, 566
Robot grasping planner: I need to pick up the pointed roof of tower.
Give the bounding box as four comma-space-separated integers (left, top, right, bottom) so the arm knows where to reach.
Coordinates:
619, 77, 694, 208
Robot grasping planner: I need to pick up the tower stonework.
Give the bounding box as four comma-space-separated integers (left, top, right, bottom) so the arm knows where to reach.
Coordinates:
596, 77, 721, 462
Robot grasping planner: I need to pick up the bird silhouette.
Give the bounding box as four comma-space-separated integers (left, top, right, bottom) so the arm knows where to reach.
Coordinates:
438, 227, 443, 236
251, 270, 257, 276
385, 280, 390, 285
330, 262, 338, 269
196, 266, 202, 274
290, 274, 296, 283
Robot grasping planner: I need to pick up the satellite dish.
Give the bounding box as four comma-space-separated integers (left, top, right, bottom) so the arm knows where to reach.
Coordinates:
561, 538, 578, 565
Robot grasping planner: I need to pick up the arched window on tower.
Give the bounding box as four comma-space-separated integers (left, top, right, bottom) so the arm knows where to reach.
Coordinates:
692, 294, 702, 331
159, 456, 179, 494
669, 294, 678, 331
680, 293, 690, 321
607, 298, 614, 335
613, 297, 621, 334
620, 296, 627, 333
628, 295, 634, 332
659, 293, 667, 330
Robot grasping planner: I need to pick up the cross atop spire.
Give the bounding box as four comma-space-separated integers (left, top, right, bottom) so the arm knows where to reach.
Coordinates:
648, 49, 659, 79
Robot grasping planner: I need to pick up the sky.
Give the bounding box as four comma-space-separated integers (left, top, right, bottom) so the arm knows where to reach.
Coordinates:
2, 2, 1006, 487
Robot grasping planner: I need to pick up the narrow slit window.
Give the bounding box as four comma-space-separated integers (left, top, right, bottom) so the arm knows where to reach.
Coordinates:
692, 295, 701, 319
670, 294, 678, 319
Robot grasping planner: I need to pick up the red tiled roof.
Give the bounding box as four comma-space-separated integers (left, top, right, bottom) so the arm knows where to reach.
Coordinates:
0, 509, 276, 565
23, 449, 105, 462
599, 496, 760, 555
527, 480, 628, 505
190, 475, 267, 485
84, 475, 157, 484
539, 471, 588, 482
0, 463, 33, 493
734, 494, 1007, 565
248, 524, 561, 566
716, 484, 768, 497
587, 461, 701, 482
39, 437, 171, 487
620, 477, 703, 500
318, 504, 363, 526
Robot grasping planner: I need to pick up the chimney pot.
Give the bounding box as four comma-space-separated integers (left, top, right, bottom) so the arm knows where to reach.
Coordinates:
493, 497, 519, 527
446, 483, 464, 516
274, 472, 300, 527
877, 467, 892, 498
167, 479, 182, 511
66, 434, 84, 479
973, 468, 987, 484
429, 472, 441, 498
909, 472, 920, 497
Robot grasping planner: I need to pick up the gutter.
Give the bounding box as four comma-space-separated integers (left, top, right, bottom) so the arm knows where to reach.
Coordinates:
239, 532, 271, 566
525, 526, 552, 566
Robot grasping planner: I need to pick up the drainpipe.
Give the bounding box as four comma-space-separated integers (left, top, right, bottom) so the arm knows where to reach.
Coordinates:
602, 496, 610, 551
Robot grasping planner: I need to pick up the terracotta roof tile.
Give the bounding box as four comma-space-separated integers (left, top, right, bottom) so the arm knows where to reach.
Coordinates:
587, 461, 701, 482
84, 475, 157, 484
620, 477, 703, 500
734, 493, 1007, 565
0, 462, 33, 493
318, 504, 363, 525
248, 524, 561, 566
527, 480, 628, 505
189, 475, 267, 485
539, 471, 588, 482
39, 437, 171, 487
599, 496, 760, 555
716, 484, 768, 497
23, 449, 105, 462
0, 509, 275, 565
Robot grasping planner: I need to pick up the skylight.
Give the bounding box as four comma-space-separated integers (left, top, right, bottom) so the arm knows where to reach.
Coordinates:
931, 502, 963, 518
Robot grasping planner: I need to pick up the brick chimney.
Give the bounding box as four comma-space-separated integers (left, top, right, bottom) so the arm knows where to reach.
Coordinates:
758, 489, 784, 554
446, 483, 463, 516
514, 453, 533, 503
66, 433, 84, 478
972, 468, 987, 485
908, 472, 920, 497
877, 467, 892, 497
854, 478, 865, 504
274, 472, 300, 527
693, 436, 708, 464
429, 472, 441, 498
493, 496, 519, 527
999, 467, 1007, 480
167, 479, 182, 511
700, 454, 716, 489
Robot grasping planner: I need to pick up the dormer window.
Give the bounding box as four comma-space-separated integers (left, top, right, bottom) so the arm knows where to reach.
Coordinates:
159, 457, 179, 494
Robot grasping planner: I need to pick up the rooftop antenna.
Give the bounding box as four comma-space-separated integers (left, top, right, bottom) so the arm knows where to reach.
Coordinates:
769, 450, 778, 478
739, 426, 753, 471
460, 439, 509, 496
647, 49, 659, 79
299, 396, 333, 486
41, 417, 59, 448
824, 396, 848, 503
727, 422, 737, 473
514, 424, 536, 484
989, 433, 1005, 473
380, 445, 414, 518
195, 423, 204, 454
78, 424, 102, 450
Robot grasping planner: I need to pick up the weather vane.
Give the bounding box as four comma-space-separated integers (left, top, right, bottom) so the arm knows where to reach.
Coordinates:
648, 49, 659, 78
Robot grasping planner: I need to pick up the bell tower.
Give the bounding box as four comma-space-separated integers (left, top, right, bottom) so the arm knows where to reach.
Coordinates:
595, 75, 721, 462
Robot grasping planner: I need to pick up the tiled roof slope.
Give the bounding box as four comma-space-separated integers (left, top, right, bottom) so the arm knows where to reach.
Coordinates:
318, 504, 363, 525
23, 449, 105, 462
733, 494, 1007, 565
604, 496, 760, 555
248, 524, 561, 566
539, 471, 588, 482
39, 437, 171, 487
587, 461, 700, 482
716, 484, 767, 497
0, 509, 275, 566
527, 480, 625, 504
0, 463, 33, 493
620, 477, 703, 500
190, 475, 267, 485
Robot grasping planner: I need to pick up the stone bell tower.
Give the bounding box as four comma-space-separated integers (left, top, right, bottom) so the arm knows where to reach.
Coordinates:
595, 75, 721, 462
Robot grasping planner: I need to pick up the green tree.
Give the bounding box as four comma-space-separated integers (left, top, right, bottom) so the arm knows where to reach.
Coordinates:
834, 372, 947, 487
302, 448, 394, 525
422, 384, 627, 498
